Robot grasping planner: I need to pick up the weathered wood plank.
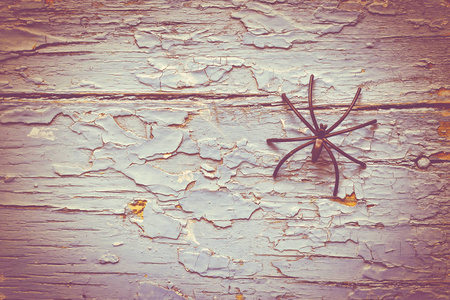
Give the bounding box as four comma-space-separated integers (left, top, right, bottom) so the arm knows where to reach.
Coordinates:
0, 95, 448, 298
0, 206, 449, 299
1, 0, 449, 104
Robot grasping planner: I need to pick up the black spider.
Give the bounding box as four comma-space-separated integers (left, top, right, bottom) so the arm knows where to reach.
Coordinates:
267, 74, 377, 197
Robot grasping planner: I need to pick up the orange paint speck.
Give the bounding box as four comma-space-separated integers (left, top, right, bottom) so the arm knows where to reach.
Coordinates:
127, 200, 147, 218
331, 192, 358, 206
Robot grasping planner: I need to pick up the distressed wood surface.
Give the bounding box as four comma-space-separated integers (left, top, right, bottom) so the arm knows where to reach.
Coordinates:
0, 0, 449, 299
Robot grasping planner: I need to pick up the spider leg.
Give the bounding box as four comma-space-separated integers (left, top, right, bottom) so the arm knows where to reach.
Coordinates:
322, 142, 339, 197
325, 87, 361, 134
281, 94, 318, 135
267, 136, 317, 143
324, 139, 366, 167
326, 119, 377, 138
273, 140, 315, 178
308, 75, 320, 131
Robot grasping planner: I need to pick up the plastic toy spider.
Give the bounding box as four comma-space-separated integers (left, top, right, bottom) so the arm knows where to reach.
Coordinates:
267, 75, 377, 197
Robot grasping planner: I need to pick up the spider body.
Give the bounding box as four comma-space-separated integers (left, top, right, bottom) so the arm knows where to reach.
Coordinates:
312, 123, 327, 162
267, 74, 377, 197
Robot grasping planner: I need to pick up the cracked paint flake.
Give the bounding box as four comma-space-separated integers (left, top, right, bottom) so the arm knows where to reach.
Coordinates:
137, 109, 188, 126
0, 27, 71, 52
137, 282, 185, 300
0, 106, 62, 124
231, 2, 361, 48
273, 257, 366, 281
198, 138, 222, 160
134, 31, 161, 50
179, 190, 259, 227
122, 163, 194, 196
130, 126, 183, 160
366, 2, 399, 15
178, 247, 263, 279
137, 56, 245, 91
141, 205, 183, 239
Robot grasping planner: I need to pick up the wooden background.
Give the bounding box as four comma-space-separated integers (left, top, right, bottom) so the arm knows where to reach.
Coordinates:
0, 0, 449, 299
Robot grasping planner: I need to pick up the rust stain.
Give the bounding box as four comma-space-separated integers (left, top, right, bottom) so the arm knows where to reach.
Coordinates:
337, 0, 369, 11
92, 2, 105, 8
0, 274, 5, 282
434, 88, 450, 97
331, 192, 358, 207
45, 0, 60, 5
437, 121, 450, 138
430, 151, 450, 160
127, 200, 147, 219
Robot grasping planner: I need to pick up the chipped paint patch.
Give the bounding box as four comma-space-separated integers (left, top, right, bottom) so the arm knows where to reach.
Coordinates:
99, 253, 120, 264
416, 156, 431, 169
177, 170, 194, 183
27, 127, 57, 140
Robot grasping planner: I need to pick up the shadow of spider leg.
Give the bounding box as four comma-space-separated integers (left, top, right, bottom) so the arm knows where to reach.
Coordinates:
270, 139, 316, 178
322, 142, 339, 197
268, 138, 340, 197
324, 121, 377, 167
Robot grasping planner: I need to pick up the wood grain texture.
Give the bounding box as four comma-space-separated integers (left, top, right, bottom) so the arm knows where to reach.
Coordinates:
0, 0, 449, 299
